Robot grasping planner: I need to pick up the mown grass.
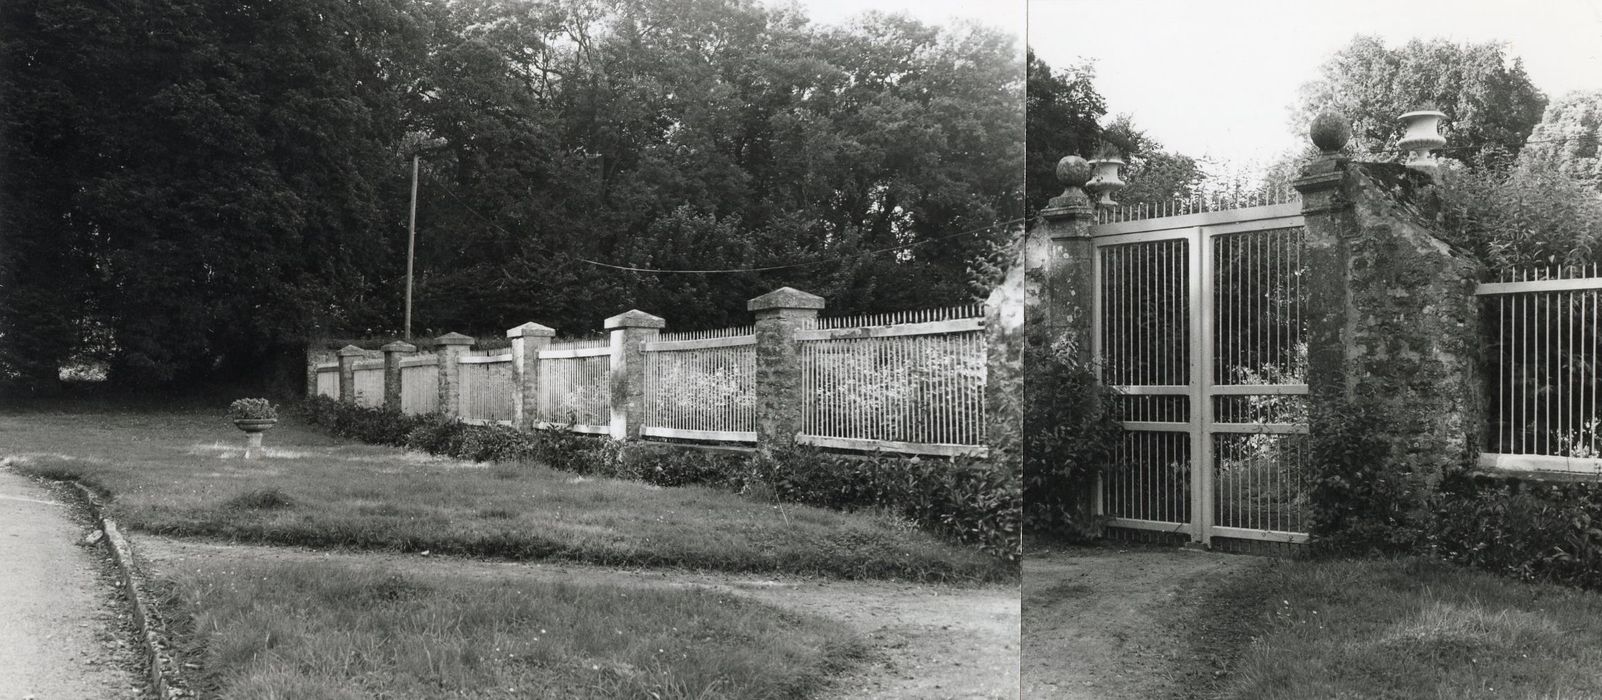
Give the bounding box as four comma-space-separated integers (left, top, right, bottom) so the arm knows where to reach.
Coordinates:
1223, 556, 1602, 699
156, 557, 859, 699
0, 403, 1006, 582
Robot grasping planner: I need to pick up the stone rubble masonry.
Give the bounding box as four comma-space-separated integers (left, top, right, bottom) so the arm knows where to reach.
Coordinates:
507, 322, 556, 430
434, 332, 476, 418
605, 310, 665, 440
1026, 172, 1099, 523
336, 344, 365, 404
305, 348, 336, 398
380, 341, 417, 411
749, 287, 825, 454
1295, 157, 1483, 509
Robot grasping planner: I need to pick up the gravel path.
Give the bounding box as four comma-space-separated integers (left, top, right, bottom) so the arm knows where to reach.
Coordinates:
133, 536, 1020, 699
1023, 544, 1267, 700
0, 468, 143, 699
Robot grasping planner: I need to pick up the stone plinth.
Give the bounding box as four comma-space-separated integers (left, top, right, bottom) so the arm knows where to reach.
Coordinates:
336, 345, 365, 404
605, 311, 665, 440
434, 332, 475, 418
749, 287, 825, 454
507, 322, 556, 430
380, 341, 416, 411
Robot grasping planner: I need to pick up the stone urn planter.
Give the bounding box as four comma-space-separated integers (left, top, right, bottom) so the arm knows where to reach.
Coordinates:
228, 399, 278, 459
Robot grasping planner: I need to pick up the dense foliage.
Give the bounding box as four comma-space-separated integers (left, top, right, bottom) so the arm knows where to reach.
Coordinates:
1019, 331, 1123, 539
1517, 89, 1602, 192
0, 0, 1023, 390
300, 396, 1021, 562
1291, 36, 1547, 168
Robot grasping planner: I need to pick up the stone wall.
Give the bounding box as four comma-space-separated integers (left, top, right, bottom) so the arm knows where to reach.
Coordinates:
1298, 158, 1484, 533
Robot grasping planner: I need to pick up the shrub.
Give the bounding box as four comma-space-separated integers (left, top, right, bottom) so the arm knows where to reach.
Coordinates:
1019, 332, 1124, 539
1307, 394, 1434, 554
296, 397, 1019, 563
229, 398, 277, 421
1431, 476, 1602, 590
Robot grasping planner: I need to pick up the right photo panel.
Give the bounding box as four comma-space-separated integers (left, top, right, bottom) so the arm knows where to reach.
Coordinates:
1023, 0, 1602, 697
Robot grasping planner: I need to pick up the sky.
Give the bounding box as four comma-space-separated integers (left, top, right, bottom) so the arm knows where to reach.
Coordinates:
1028, 0, 1602, 170
775, 0, 1026, 50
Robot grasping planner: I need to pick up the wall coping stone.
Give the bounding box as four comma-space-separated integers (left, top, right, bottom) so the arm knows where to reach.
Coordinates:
336, 344, 367, 357
380, 341, 417, 353
604, 310, 666, 329
435, 332, 475, 346
747, 287, 825, 312
507, 322, 557, 338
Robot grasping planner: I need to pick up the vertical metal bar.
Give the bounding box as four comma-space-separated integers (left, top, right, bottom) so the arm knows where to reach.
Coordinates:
1191, 227, 1211, 543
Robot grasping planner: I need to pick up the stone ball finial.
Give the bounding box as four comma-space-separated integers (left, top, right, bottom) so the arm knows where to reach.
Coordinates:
1055, 155, 1092, 189
1309, 113, 1351, 154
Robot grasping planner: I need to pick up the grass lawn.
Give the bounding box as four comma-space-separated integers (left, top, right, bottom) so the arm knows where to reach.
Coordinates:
0, 400, 1006, 582
155, 556, 859, 699
1223, 556, 1602, 699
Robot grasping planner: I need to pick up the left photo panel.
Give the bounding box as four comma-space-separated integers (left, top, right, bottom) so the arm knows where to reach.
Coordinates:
0, 0, 1026, 698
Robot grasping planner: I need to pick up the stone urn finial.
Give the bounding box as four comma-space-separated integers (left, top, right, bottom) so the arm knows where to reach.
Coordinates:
1045, 155, 1093, 211
1310, 113, 1351, 155
1398, 110, 1448, 167
1085, 157, 1126, 207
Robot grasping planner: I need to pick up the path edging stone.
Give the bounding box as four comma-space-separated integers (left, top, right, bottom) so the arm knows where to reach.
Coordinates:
69, 482, 181, 699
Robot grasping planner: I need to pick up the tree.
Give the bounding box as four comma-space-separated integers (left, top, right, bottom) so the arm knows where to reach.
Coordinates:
1025, 49, 1104, 217
1517, 89, 1602, 191
1292, 36, 1547, 168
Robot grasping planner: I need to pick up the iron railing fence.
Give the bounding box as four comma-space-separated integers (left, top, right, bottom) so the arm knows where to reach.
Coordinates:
1478, 264, 1602, 474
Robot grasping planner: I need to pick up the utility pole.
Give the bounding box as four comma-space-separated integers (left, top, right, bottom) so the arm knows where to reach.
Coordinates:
405, 154, 419, 340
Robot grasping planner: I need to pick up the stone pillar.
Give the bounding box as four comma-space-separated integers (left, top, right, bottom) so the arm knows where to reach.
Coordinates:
507, 322, 556, 430
381, 341, 416, 411
306, 347, 335, 398
604, 310, 665, 440
749, 287, 825, 454
434, 332, 475, 418
336, 345, 364, 404
1034, 155, 1099, 359
1294, 115, 1482, 537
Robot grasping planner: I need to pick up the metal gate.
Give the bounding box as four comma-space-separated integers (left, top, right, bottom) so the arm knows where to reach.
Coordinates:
1092, 202, 1309, 545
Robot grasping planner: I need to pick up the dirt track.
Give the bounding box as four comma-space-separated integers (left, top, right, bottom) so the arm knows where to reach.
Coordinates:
1023, 544, 1269, 700
133, 536, 1019, 700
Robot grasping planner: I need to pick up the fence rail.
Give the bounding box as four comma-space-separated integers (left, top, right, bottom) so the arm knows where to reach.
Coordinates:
1477, 266, 1602, 474
643, 334, 757, 442
309, 294, 998, 457
797, 314, 987, 456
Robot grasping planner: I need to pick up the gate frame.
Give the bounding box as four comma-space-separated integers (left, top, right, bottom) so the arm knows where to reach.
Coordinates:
1091, 201, 1310, 547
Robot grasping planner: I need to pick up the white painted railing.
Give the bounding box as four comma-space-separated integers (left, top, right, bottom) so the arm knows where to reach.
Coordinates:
534, 338, 610, 432
796, 309, 988, 457
642, 330, 757, 443
1477, 265, 1602, 475
459, 352, 514, 425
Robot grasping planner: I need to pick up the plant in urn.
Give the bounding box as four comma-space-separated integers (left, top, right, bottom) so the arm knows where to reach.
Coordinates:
229, 398, 278, 459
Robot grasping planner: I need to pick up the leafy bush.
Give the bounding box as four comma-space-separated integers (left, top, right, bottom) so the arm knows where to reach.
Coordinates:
1432, 476, 1602, 590
757, 447, 1021, 562
298, 396, 1019, 562
1307, 394, 1434, 554
1020, 332, 1124, 539
229, 398, 277, 421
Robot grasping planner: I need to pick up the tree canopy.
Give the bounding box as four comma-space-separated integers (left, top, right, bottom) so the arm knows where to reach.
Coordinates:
1292, 36, 1547, 168
0, 0, 1024, 389
1517, 89, 1602, 191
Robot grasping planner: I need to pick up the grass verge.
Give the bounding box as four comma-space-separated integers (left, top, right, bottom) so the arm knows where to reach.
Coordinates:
1223, 556, 1602, 699
0, 404, 1006, 582
155, 557, 859, 699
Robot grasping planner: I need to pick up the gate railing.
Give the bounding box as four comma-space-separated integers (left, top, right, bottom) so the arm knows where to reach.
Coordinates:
1092, 201, 1310, 545
1476, 265, 1602, 475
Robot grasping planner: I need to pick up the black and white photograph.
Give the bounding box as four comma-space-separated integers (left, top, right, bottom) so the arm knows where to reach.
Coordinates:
3, 0, 1602, 698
